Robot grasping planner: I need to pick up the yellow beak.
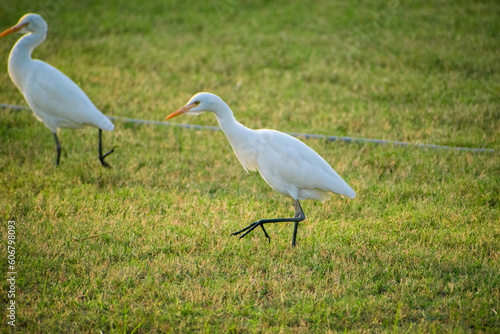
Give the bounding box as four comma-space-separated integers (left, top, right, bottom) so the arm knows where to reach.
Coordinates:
165, 103, 197, 120
0, 22, 29, 38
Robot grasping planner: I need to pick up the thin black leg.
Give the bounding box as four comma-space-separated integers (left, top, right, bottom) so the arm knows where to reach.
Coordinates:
231, 200, 305, 247
53, 132, 61, 166
98, 129, 114, 168
291, 201, 303, 247
292, 222, 299, 247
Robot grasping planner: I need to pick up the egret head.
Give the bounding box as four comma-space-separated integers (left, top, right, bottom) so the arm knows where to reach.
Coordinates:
165, 92, 224, 120
0, 13, 47, 38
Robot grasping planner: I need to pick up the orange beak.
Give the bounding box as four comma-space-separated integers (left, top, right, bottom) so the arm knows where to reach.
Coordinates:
0, 22, 29, 38
165, 102, 197, 120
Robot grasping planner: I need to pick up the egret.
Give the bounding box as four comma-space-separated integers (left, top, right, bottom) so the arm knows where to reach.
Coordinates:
0, 14, 114, 167
166, 92, 356, 247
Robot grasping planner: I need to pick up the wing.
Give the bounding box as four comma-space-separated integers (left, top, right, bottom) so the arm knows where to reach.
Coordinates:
23, 60, 114, 132
256, 130, 355, 200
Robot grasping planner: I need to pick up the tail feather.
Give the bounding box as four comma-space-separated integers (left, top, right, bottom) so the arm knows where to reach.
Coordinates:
98, 116, 114, 131
329, 175, 356, 199
345, 187, 356, 199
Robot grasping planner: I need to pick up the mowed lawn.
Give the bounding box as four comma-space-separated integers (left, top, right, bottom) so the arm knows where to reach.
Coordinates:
0, 0, 499, 332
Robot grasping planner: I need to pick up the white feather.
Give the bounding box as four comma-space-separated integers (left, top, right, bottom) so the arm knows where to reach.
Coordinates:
3, 13, 114, 133
168, 92, 356, 202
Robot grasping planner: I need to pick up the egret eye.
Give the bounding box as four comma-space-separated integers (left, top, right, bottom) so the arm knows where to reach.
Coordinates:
194, 101, 200, 105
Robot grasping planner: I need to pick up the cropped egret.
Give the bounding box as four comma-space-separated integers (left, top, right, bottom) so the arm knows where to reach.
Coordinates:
166, 92, 356, 247
0, 13, 114, 167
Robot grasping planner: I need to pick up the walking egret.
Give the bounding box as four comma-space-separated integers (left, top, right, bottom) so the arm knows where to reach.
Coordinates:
0, 13, 114, 167
166, 92, 356, 247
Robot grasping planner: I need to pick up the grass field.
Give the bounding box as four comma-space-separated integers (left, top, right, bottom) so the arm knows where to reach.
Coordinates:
1, 0, 499, 332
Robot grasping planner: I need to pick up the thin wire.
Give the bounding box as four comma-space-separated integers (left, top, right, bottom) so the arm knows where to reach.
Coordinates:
1, 103, 495, 153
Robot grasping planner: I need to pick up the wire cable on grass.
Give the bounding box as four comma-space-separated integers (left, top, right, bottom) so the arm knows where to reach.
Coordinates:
1, 102, 495, 153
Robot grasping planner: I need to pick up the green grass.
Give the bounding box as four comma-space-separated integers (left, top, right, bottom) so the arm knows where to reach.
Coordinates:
1, 0, 499, 332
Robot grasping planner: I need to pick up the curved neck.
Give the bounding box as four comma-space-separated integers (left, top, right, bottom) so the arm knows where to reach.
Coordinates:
212, 101, 255, 143
211, 101, 259, 172
8, 30, 46, 89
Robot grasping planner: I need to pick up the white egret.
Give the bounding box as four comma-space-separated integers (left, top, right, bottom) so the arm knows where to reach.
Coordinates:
166, 92, 356, 247
0, 14, 114, 167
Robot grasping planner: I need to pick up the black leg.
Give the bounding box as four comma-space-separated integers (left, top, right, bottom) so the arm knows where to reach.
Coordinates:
231, 200, 305, 247
53, 132, 61, 166
291, 201, 303, 247
98, 129, 114, 168
292, 221, 299, 247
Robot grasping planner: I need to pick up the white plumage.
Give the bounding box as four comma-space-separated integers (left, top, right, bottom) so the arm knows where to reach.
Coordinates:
0, 13, 114, 166
166, 92, 355, 246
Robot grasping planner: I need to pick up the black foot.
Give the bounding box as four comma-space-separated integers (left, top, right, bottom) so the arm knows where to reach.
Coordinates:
260, 224, 271, 245
231, 200, 305, 247
230, 221, 271, 245
99, 147, 115, 168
